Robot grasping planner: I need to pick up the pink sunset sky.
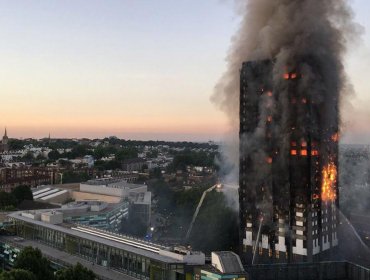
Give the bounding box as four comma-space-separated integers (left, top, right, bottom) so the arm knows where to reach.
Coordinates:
1, 0, 369, 143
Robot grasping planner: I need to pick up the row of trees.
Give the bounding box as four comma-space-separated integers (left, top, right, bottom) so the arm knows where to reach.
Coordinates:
167, 150, 219, 172
48, 145, 138, 161
61, 171, 92, 184
0, 247, 95, 280
148, 180, 238, 253
9, 137, 218, 156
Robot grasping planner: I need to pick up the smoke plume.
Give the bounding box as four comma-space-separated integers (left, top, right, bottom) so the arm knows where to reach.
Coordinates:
213, 0, 360, 188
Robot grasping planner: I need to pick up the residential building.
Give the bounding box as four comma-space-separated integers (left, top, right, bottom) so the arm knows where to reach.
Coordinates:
0, 167, 57, 192
122, 158, 146, 172
239, 60, 339, 263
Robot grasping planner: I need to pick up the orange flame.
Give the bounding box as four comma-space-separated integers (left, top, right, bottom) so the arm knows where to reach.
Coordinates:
321, 162, 337, 202
311, 150, 319, 156
331, 133, 339, 142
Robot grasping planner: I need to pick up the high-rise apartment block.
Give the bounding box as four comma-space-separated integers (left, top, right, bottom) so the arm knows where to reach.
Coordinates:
239, 60, 339, 264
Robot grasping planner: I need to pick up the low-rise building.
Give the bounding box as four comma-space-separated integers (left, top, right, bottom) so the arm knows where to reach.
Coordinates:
79, 179, 152, 229
128, 191, 152, 228
41, 211, 63, 224
80, 178, 148, 198
0, 151, 23, 163
7, 210, 205, 279
122, 158, 146, 172
62, 201, 129, 231
194, 251, 248, 280
33, 186, 69, 204
0, 167, 57, 192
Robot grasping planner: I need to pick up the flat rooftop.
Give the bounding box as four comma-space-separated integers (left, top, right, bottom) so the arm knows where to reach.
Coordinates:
212, 251, 244, 274
62, 202, 128, 217
0, 236, 136, 280
83, 179, 146, 190
130, 192, 151, 204
8, 211, 186, 264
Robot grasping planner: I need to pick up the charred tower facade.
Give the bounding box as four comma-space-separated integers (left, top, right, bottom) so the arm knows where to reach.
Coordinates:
239, 59, 339, 264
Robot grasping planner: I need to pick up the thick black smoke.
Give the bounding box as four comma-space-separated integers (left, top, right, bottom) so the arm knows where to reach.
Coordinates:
213, 0, 360, 192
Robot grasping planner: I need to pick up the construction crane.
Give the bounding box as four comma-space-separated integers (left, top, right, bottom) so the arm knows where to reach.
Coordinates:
185, 183, 222, 242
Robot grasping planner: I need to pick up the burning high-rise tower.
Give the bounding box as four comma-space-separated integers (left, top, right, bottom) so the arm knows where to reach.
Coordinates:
210, 0, 358, 265
239, 58, 339, 264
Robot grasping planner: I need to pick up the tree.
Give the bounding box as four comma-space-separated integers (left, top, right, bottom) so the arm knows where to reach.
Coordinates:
36, 154, 46, 161
93, 146, 108, 159
12, 185, 33, 204
70, 145, 90, 158
120, 214, 147, 237
189, 192, 239, 253
149, 167, 162, 179
58, 159, 72, 168
0, 192, 17, 210
115, 147, 138, 162
48, 150, 61, 161
8, 139, 25, 151
104, 160, 121, 170
62, 171, 91, 184
0, 269, 36, 280
55, 263, 96, 280
170, 150, 218, 171
147, 150, 158, 158
14, 247, 54, 280
22, 152, 34, 162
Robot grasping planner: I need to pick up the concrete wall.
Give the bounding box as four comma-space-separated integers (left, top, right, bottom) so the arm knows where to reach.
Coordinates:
247, 262, 370, 280
125, 185, 147, 194
159, 250, 205, 265
80, 184, 125, 197
60, 204, 90, 215
71, 191, 121, 203
41, 212, 63, 224
90, 202, 108, 212
21, 212, 41, 221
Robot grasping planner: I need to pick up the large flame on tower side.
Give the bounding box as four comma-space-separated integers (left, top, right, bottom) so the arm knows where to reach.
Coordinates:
321, 162, 337, 202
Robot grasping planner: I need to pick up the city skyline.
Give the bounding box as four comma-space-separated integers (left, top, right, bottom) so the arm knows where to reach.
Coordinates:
1, 0, 370, 143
